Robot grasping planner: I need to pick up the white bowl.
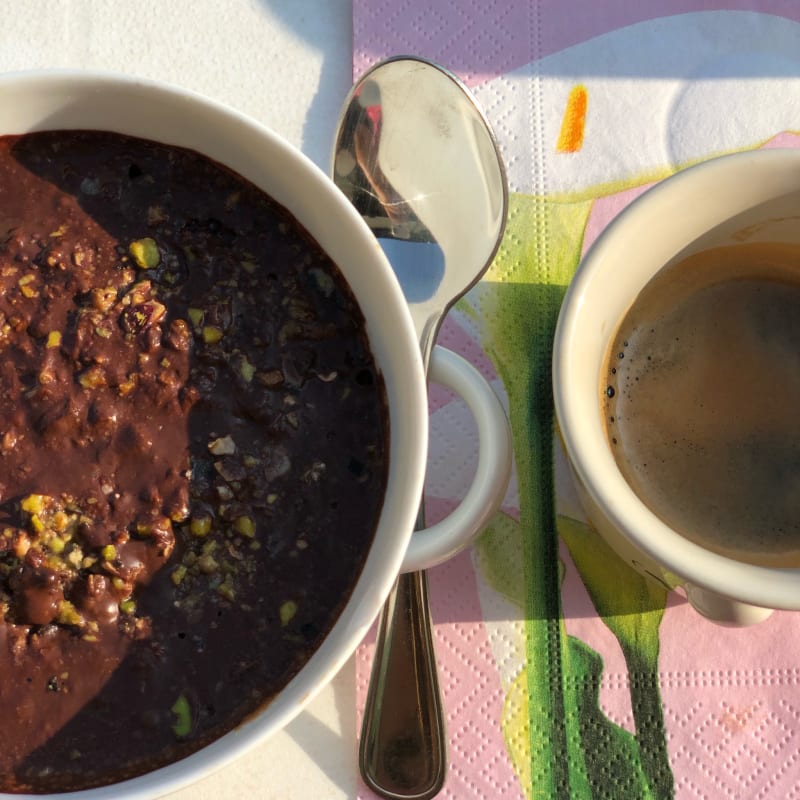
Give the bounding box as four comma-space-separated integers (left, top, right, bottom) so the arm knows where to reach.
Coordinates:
0, 70, 429, 799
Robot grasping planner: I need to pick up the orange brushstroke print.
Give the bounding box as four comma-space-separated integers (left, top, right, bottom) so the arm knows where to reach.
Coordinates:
557, 84, 588, 152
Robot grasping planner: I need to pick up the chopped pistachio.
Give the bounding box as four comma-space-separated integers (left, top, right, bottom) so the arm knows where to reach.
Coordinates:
118, 374, 138, 396
91, 286, 117, 312
234, 516, 255, 538
189, 515, 212, 537
217, 582, 235, 602
171, 694, 192, 738
21, 494, 46, 514
52, 511, 69, 532
239, 356, 256, 383
119, 598, 136, 615
129, 237, 160, 269
101, 544, 117, 562
240, 259, 257, 274
79, 366, 107, 389
279, 600, 298, 627
169, 506, 189, 523
208, 435, 236, 456
202, 325, 224, 344
14, 535, 29, 558
47, 536, 65, 554
57, 601, 85, 627
197, 554, 218, 574
201, 539, 217, 556
46, 330, 62, 348
187, 307, 203, 327
171, 564, 187, 586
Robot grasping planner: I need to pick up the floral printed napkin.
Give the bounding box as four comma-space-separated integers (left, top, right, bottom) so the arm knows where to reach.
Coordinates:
354, 3, 800, 798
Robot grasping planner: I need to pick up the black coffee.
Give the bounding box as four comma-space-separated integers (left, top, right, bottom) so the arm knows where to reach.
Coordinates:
603, 242, 800, 567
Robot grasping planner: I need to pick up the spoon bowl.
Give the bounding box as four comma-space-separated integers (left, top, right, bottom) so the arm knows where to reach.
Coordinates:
332, 56, 508, 365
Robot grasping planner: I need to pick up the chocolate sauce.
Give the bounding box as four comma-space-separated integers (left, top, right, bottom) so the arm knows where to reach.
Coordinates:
0, 131, 388, 792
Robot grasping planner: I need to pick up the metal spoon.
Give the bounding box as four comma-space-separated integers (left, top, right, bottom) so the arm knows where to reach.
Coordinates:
331, 56, 508, 799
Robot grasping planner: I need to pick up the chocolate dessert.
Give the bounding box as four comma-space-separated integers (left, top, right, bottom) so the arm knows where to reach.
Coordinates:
0, 131, 388, 792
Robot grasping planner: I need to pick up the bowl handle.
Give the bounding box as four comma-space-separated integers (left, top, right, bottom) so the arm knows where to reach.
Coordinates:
400, 345, 512, 573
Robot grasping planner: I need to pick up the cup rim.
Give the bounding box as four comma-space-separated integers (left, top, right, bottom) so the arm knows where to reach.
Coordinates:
0, 68, 430, 797
553, 148, 800, 609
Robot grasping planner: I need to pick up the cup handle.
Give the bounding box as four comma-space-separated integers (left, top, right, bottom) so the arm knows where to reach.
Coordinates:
400, 345, 513, 573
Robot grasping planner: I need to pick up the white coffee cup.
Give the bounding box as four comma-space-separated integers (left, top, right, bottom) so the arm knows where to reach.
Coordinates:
553, 148, 800, 626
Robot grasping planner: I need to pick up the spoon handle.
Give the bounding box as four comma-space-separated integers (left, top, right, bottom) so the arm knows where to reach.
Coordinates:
359, 554, 446, 799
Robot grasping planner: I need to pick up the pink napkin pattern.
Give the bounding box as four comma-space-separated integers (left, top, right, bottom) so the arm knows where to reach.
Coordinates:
354, 2, 800, 799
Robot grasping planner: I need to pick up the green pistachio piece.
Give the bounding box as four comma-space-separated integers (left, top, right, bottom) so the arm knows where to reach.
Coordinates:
234, 516, 256, 538
171, 564, 187, 586
239, 356, 256, 383
189, 515, 212, 537
21, 494, 46, 515
171, 694, 192, 738
57, 600, 85, 627
279, 599, 297, 627
202, 325, 224, 344
119, 598, 136, 615
129, 237, 160, 269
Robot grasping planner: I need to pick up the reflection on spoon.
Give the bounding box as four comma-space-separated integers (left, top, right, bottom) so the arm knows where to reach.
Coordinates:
377, 239, 444, 303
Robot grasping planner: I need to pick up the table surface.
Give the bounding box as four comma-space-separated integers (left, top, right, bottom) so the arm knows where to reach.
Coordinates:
5, 3, 800, 799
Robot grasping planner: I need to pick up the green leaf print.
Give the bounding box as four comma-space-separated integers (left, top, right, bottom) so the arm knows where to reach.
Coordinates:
471, 192, 674, 799
559, 515, 673, 799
